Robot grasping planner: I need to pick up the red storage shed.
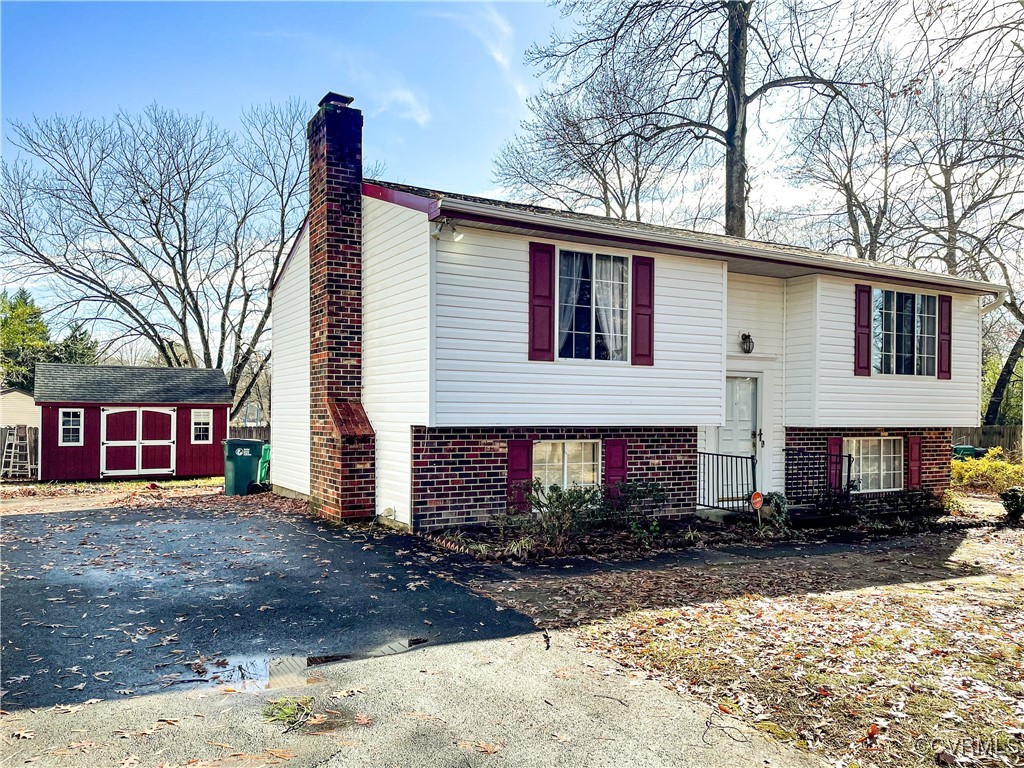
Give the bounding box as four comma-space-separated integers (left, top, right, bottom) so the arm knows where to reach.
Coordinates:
34, 363, 232, 481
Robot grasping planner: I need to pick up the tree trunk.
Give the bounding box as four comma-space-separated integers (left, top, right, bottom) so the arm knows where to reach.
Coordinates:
724, 1, 750, 238
984, 327, 1024, 425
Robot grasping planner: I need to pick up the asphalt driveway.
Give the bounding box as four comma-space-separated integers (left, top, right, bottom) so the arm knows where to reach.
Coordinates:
0, 493, 823, 768
1, 496, 534, 709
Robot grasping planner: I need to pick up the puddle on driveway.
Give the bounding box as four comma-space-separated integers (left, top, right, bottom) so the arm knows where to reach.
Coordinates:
195, 637, 431, 691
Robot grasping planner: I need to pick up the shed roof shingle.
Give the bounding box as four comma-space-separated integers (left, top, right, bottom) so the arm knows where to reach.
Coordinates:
34, 364, 232, 405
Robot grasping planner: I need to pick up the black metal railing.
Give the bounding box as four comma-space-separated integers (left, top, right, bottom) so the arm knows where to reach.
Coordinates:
783, 448, 854, 508
697, 451, 757, 512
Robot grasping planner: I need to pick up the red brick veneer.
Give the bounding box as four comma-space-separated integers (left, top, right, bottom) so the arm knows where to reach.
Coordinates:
784, 427, 953, 504
306, 94, 375, 521
410, 426, 698, 530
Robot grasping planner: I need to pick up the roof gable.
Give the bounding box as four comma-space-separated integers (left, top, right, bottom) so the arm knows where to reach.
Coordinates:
34, 364, 232, 405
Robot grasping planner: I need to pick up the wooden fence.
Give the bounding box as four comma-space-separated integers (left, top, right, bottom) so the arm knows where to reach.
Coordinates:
1, 425, 39, 480
951, 426, 1022, 454
230, 425, 270, 441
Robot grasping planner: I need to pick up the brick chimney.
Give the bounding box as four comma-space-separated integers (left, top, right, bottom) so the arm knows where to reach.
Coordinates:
306, 92, 375, 521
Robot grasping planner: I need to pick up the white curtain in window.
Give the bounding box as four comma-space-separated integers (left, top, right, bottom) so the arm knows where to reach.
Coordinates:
558, 254, 584, 352
594, 256, 627, 360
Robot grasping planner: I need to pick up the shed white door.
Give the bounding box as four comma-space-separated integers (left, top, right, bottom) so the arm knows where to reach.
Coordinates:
101, 408, 176, 477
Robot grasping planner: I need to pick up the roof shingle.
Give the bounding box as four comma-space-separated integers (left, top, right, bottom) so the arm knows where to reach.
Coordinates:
33, 364, 232, 405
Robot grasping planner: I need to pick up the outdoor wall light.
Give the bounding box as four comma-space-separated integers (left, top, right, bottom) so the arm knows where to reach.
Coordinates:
431, 218, 463, 242
740, 333, 755, 354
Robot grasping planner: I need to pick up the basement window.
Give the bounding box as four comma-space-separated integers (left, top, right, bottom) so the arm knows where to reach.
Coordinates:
533, 440, 600, 489
844, 437, 903, 493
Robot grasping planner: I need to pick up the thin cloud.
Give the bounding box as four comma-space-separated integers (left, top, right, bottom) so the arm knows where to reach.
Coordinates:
252, 29, 430, 127
431, 3, 530, 102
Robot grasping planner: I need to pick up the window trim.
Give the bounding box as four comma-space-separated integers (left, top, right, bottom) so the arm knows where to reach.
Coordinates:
532, 439, 603, 488
555, 249, 632, 364
190, 408, 214, 445
871, 287, 938, 378
844, 436, 904, 494
58, 408, 84, 447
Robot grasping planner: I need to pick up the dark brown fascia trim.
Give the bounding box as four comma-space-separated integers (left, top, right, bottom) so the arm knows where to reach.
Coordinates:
362, 182, 442, 218
441, 207, 1001, 297
269, 217, 310, 295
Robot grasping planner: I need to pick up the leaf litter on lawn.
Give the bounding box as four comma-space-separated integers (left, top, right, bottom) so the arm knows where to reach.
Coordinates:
469, 525, 1024, 768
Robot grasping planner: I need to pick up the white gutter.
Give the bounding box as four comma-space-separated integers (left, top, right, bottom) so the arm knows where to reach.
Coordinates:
981, 289, 1008, 314
440, 198, 1005, 296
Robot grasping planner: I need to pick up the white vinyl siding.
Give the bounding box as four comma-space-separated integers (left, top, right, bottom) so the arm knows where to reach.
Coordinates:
816, 276, 981, 426
362, 197, 431, 527
431, 227, 726, 427
726, 274, 785, 491
783, 276, 818, 426
0, 390, 41, 429
270, 227, 311, 496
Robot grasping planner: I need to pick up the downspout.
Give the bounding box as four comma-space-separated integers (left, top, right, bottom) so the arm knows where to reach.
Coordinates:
980, 289, 1007, 315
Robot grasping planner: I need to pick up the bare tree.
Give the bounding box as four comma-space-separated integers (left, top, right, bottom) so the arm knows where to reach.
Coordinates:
0, 101, 309, 416
527, 0, 876, 237
494, 70, 696, 222
786, 50, 919, 260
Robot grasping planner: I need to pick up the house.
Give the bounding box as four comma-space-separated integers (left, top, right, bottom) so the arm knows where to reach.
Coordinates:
34, 363, 232, 481
1, 387, 40, 429
269, 92, 1004, 530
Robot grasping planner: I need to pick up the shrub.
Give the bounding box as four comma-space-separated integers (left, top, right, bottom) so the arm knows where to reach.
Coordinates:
504, 479, 669, 552
887, 488, 944, 518
598, 480, 669, 528
998, 486, 1024, 527
950, 449, 1024, 494
504, 480, 604, 548
761, 491, 790, 530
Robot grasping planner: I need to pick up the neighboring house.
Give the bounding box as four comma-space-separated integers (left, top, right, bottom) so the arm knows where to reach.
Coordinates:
270, 92, 1004, 530
1, 387, 40, 429
35, 363, 231, 481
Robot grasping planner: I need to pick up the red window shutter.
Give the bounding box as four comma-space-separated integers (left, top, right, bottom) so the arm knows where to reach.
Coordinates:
507, 439, 534, 510
631, 256, 655, 366
528, 242, 556, 361
937, 294, 952, 380
854, 284, 872, 376
827, 437, 844, 490
603, 439, 628, 491
907, 436, 922, 488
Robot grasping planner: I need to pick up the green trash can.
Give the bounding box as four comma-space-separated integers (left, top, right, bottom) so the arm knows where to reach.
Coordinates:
257, 443, 271, 485
223, 439, 265, 496
952, 445, 976, 460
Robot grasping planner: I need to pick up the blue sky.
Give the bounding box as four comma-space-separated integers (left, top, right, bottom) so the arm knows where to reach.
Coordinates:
1, 1, 561, 195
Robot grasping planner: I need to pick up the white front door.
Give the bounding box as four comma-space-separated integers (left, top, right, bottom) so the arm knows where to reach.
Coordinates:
720, 376, 758, 458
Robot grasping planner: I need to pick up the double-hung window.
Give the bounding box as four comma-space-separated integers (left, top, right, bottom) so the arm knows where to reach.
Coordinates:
59, 409, 84, 446
844, 437, 903, 492
533, 441, 601, 488
558, 251, 629, 361
191, 409, 213, 444
872, 289, 937, 376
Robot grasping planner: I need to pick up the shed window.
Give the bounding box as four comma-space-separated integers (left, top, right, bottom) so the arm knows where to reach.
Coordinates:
844, 437, 903, 493
191, 409, 213, 444
58, 409, 84, 446
533, 440, 600, 488
558, 251, 629, 361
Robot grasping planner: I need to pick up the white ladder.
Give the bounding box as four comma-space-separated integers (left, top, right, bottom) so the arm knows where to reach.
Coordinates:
1, 426, 32, 479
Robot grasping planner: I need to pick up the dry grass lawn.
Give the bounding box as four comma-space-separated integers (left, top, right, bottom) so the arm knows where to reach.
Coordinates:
469, 523, 1024, 767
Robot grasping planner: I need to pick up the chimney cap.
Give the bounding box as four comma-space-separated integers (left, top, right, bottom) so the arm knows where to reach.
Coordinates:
319, 92, 355, 108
